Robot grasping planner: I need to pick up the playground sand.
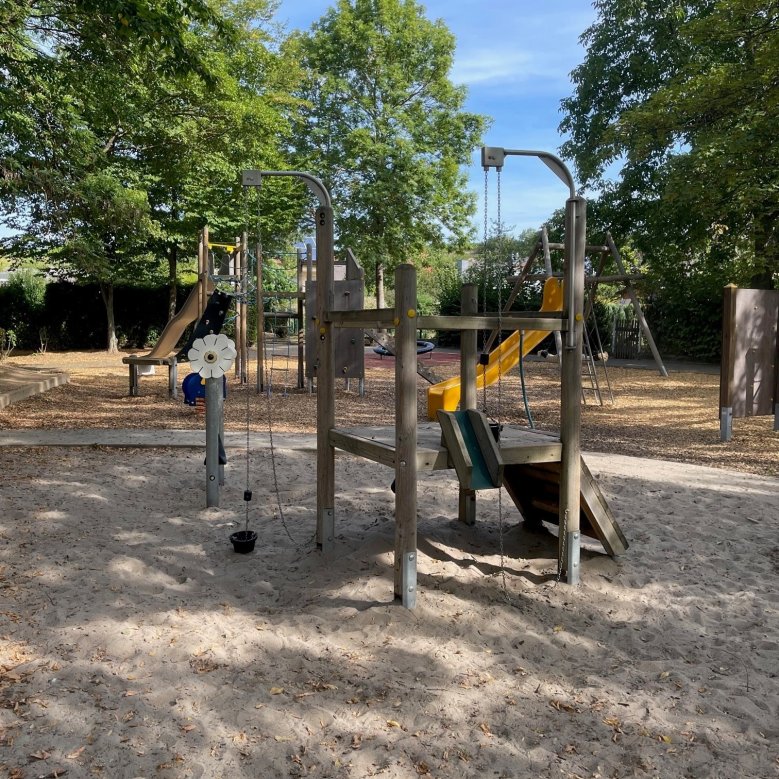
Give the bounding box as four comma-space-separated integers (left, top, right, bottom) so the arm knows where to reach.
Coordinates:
1, 350, 778, 776
1, 443, 778, 778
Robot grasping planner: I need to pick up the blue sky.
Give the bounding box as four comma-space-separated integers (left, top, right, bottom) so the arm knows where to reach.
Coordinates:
274, 0, 597, 238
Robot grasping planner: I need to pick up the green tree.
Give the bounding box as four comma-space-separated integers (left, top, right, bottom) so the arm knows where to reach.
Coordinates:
560, 0, 779, 291
292, 0, 488, 306
1, 1, 304, 351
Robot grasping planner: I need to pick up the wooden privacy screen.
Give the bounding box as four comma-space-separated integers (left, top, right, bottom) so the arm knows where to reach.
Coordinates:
720, 285, 779, 439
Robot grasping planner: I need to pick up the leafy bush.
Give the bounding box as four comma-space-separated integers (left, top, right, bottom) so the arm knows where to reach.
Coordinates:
0, 328, 16, 361
2, 269, 47, 349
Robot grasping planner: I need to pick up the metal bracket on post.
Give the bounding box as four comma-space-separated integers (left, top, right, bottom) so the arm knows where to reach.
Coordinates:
566, 531, 580, 586
319, 508, 334, 553
720, 406, 733, 442
401, 552, 417, 609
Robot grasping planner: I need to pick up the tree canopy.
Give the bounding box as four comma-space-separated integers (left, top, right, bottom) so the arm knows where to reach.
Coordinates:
1, 0, 304, 350
560, 0, 779, 291
291, 0, 488, 303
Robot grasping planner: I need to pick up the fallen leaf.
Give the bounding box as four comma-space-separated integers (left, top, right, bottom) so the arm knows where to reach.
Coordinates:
181, 724, 196, 733
66, 746, 85, 759
479, 722, 492, 736
30, 749, 51, 760
553, 625, 564, 632
270, 687, 284, 695
386, 720, 401, 729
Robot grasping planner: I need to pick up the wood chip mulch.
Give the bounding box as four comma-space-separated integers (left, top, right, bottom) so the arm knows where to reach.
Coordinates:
1, 349, 776, 478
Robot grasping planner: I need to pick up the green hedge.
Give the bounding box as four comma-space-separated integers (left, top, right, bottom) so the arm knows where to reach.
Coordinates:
0, 280, 196, 351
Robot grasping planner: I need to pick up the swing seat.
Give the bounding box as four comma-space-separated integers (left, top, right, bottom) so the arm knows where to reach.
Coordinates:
438, 409, 504, 490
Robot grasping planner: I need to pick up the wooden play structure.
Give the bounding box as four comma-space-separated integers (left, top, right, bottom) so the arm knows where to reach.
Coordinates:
720, 284, 779, 440
122, 229, 215, 397
243, 149, 628, 608
425, 225, 667, 417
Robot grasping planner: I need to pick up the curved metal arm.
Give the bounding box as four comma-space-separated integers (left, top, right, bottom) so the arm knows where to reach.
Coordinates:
241, 170, 332, 208
481, 147, 576, 199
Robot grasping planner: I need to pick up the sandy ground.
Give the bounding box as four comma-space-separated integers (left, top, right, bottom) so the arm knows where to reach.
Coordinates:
1, 350, 778, 778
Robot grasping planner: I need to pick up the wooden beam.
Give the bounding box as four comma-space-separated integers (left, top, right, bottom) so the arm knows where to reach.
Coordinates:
545, 241, 610, 253
328, 429, 395, 468
316, 205, 336, 551
328, 309, 394, 328
418, 315, 565, 331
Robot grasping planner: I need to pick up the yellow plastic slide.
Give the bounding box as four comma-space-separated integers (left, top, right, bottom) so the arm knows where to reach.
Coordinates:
427, 277, 564, 419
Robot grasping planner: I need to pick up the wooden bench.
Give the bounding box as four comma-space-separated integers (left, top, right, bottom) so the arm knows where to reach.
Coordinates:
122, 354, 178, 398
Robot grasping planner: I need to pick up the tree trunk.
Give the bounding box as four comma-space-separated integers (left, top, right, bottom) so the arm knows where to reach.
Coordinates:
376, 261, 385, 309
99, 281, 118, 353
752, 210, 779, 289
168, 243, 178, 320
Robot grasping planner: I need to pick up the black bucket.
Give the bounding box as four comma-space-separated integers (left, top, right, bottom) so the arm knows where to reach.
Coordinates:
230, 530, 257, 554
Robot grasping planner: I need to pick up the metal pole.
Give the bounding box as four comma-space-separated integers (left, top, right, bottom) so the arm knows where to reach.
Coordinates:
205, 377, 222, 507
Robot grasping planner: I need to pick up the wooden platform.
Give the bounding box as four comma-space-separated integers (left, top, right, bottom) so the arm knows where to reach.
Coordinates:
328, 423, 627, 557
328, 423, 562, 471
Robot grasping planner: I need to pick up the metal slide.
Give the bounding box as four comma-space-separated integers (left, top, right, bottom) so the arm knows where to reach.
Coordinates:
427, 277, 564, 420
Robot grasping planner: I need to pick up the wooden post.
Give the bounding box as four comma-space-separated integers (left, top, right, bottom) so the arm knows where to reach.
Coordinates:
316, 206, 336, 552
200, 226, 209, 320
720, 284, 738, 441
296, 248, 305, 389
559, 196, 586, 585
606, 232, 668, 377
394, 263, 418, 608
459, 283, 478, 525
460, 283, 478, 410
234, 236, 242, 380
240, 232, 249, 383
542, 226, 564, 359
256, 240, 264, 393
774, 302, 779, 432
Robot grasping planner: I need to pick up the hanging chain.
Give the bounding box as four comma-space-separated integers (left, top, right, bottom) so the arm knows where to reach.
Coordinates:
494, 167, 512, 604
243, 200, 252, 534
255, 185, 296, 544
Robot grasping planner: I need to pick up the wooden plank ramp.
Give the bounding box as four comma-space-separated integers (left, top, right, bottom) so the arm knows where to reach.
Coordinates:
502, 459, 628, 556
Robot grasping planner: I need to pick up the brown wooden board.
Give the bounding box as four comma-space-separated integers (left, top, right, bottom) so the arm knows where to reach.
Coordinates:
724, 288, 779, 418
306, 279, 365, 379
502, 460, 628, 556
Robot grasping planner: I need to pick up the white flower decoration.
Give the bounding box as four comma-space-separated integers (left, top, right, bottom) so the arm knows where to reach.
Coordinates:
188, 333, 237, 379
